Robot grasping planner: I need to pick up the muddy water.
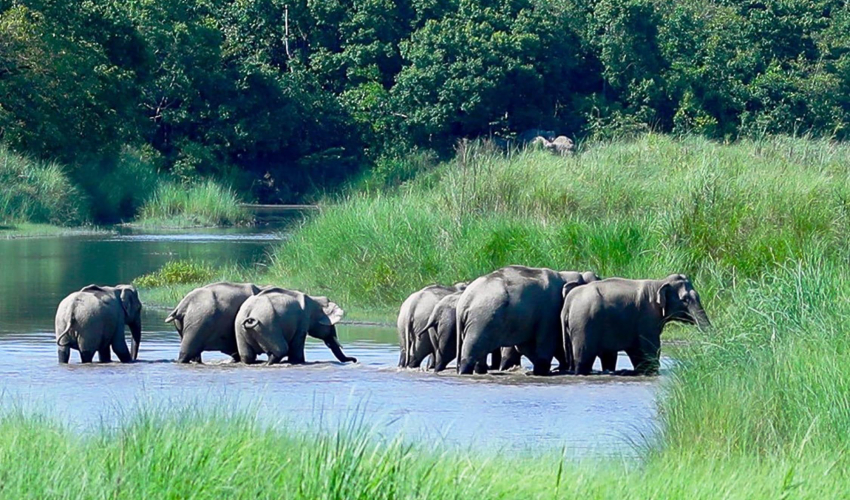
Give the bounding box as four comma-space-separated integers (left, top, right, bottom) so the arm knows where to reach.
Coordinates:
0, 226, 666, 456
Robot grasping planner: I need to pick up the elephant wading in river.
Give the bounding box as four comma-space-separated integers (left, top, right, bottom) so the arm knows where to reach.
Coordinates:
165, 282, 260, 363
562, 274, 711, 375
54, 285, 142, 364
235, 288, 357, 365
397, 283, 466, 368
415, 291, 462, 372
456, 266, 598, 375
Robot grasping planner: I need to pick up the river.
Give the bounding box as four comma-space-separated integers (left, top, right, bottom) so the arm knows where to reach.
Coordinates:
0, 223, 665, 456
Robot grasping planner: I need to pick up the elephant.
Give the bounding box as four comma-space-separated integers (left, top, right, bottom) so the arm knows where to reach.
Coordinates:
562, 274, 711, 375
416, 291, 462, 372
234, 287, 357, 365
165, 282, 260, 363
54, 284, 142, 364
396, 282, 466, 369
456, 266, 598, 375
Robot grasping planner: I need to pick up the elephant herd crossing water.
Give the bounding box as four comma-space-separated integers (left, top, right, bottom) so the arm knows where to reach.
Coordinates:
398, 265, 711, 376
53, 265, 710, 375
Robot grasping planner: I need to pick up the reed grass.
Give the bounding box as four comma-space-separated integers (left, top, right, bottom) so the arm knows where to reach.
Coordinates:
136, 180, 252, 228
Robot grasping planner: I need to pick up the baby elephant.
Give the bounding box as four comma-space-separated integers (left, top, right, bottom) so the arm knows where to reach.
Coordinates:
417, 291, 462, 372
235, 287, 357, 365
55, 284, 143, 364
562, 274, 710, 375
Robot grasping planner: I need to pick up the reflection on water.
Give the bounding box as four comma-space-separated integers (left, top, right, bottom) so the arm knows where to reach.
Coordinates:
0, 226, 664, 456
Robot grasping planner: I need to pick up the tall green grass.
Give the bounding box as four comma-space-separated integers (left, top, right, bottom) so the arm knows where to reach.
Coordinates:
0, 408, 843, 498
136, 179, 252, 228
0, 145, 88, 225
266, 134, 850, 468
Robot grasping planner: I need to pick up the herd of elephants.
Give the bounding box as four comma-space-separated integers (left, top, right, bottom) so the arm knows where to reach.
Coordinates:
53, 265, 711, 375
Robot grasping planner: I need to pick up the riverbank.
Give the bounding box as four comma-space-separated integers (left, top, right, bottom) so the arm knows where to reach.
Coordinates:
0, 223, 112, 240
0, 409, 842, 498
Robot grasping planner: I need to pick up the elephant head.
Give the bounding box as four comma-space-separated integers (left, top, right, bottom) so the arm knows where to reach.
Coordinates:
308, 296, 356, 363
656, 274, 711, 329
116, 285, 143, 360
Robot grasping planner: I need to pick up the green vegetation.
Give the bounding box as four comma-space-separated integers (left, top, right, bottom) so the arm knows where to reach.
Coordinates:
133, 261, 250, 309
258, 134, 850, 480
0, 145, 87, 225
0, 407, 843, 499
5, 0, 850, 216
135, 181, 252, 228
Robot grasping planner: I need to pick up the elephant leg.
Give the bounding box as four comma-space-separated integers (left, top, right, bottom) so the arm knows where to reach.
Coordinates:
473, 361, 488, 374
627, 347, 660, 375
237, 332, 258, 365
97, 345, 112, 363
573, 343, 595, 375
177, 333, 205, 364
224, 350, 240, 363
57, 346, 71, 364
267, 352, 285, 365
112, 338, 133, 363
241, 349, 257, 364
427, 354, 436, 370
80, 351, 96, 363
554, 343, 569, 372
499, 347, 522, 371
287, 334, 305, 364
600, 351, 618, 373
488, 348, 502, 370
459, 342, 491, 375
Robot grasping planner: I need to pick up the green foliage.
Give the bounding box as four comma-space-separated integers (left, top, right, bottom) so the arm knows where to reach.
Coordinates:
5, 0, 850, 217
0, 146, 88, 225
136, 180, 252, 228
133, 260, 217, 288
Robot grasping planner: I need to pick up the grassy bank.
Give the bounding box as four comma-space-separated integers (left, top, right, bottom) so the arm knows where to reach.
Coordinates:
256, 134, 850, 469
0, 408, 843, 498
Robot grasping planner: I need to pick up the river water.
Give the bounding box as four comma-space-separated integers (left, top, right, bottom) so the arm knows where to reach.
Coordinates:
0, 224, 665, 456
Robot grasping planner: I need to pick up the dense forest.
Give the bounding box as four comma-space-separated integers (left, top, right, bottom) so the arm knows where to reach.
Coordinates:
2, 0, 850, 219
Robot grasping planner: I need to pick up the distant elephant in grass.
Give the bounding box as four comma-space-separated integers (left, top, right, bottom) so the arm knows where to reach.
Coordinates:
55, 285, 142, 364
165, 282, 260, 363
235, 288, 356, 365
397, 283, 466, 369
562, 274, 711, 375
456, 266, 598, 375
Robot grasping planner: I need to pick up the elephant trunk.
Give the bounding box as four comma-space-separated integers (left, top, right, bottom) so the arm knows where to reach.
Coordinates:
324, 334, 357, 364
690, 305, 712, 330
130, 317, 142, 361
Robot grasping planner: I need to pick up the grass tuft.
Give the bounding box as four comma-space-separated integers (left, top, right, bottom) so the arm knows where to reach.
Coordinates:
136, 179, 252, 228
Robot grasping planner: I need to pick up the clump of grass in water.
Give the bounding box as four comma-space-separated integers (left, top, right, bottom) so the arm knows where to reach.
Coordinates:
133, 260, 217, 288
137, 179, 252, 228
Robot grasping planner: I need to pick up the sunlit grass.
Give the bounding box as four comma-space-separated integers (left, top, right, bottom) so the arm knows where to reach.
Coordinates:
0, 408, 843, 499
0, 145, 88, 225
136, 180, 252, 228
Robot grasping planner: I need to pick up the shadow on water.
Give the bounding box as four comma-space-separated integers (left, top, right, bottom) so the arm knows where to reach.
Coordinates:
0, 223, 666, 457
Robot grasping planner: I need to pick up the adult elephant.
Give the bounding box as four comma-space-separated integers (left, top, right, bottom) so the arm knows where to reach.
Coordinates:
397, 283, 466, 369
456, 266, 598, 375
54, 284, 142, 364
165, 282, 260, 363
416, 291, 463, 372
234, 287, 357, 365
563, 274, 711, 375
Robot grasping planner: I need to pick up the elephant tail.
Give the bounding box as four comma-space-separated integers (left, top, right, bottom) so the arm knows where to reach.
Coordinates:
561, 306, 574, 373
404, 315, 416, 367
164, 307, 181, 324
57, 314, 77, 347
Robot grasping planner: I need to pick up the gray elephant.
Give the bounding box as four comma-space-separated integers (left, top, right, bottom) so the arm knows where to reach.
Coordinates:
456, 266, 598, 375
397, 283, 466, 369
235, 287, 356, 365
562, 274, 711, 375
414, 291, 462, 372
54, 284, 142, 364
165, 282, 260, 363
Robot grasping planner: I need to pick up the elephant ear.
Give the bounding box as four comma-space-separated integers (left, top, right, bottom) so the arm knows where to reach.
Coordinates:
118, 286, 142, 321
562, 278, 585, 299
656, 283, 671, 318
318, 300, 344, 326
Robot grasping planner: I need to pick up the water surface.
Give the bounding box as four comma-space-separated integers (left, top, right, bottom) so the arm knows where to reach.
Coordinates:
0, 226, 665, 456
